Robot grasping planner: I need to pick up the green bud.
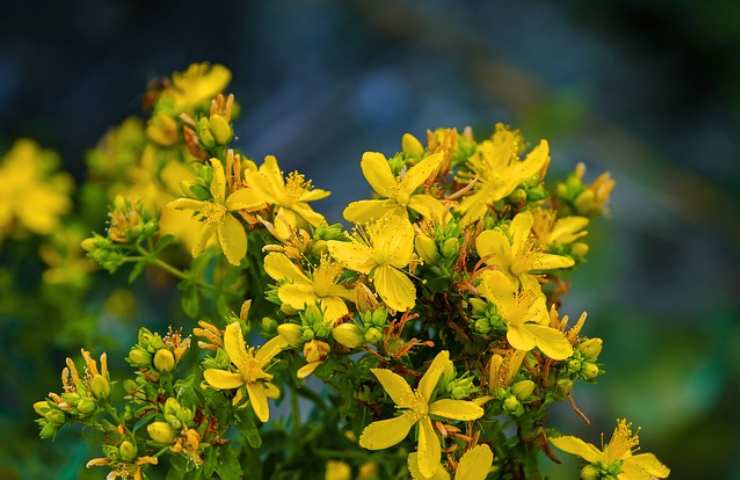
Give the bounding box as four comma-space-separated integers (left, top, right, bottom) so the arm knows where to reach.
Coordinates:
119, 440, 137, 462
582, 362, 600, 380
62, 392, 81, 405
311, 239, 328, 255
178, 407, 194, 426
580, 465, 599, 480
261, 316, 278, 334
332, 323, 365, 349
164, 397, 181, 416
147, 421, 176, 444
197, 117, 215, 148
45, 409, 65, 425
567, 358, 582, 373
90, 374, 110, 399
474, 318, 491, 334
34, 401, 51, 416
557, 378, 573, 396
511, 380, 536, 401
364, 327, 383, 344
81, 237, 99, 252
414, 234, 439, 263
370, 308, 388, 327
509, 188, 527, 204
451, 386, 468, 399
402, 133, 425, 158
123, 379, 138, 395
577, 338, 603, 361
301, 327, 315, 341
189, 183, 211, 201
40, 422, 57, 439
277, 323, 303, 346
209, 114, 232, 144
469, 298, 487, 315
571, 242, 590, 257
503, 395, 521, 413
76, 397, 96, 415
138, 328, 155, 347
153, 349, 176, 373
441, 237, 459, 258
165, 414, 182, 430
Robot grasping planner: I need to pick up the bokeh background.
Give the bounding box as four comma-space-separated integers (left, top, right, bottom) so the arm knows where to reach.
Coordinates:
2, 1, 739, 478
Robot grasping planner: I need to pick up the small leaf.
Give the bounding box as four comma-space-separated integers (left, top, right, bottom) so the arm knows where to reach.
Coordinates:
181, 283, 200, 318
128, 261, 145, 283
237, 409, 262, 448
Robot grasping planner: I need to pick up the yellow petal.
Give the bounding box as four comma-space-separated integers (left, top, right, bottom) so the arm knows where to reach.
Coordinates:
399, 152, 442, 195
408, 453, 450, 480
369, 214, 415, 268
327, 240, 374, 274
370, 368, 415, 408
408, 194, 447, 222
168, 198, 208, 211
255, 335, 287, 366
618, 462, 652, 480
549, 435, 603, 463
506, 323, 537, 352
475, 229, 511, 268
343, 199, 403, 225
523, 252, 575, 272
359, 411, 417, 450
624, 454, 670, 479
246, 381, 269, 422
526, 323, 573, 360
226, 188, 264, 211
372, 265, 416, 312
264, 252, 311, 284
217, 213, 247, 266
291, 202, 327, 227
299, 188, 331, 202
263, 382, 281, 400
550, 216, 589, 244
428, 400, 484, 421
203, 369, 244, 389
209, 158, 226, 204
455, 444, 493, 480
278, 283, 319, 310
297, 361, 322, 379
319, 297, 349, 323
479, 270, 517, 305
417, 416, 442, 478
508, 211, 533, 258
360, 152, 397, 198
193, 222, 217, 258
418, 350, 450, 401
223, 323, 250, 369
517, 139, 549, 180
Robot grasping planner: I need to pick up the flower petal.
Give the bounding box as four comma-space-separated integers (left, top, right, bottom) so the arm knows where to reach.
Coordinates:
360, 152, 397, 198
209, 158, 226, 204
223, 322, 250, 369
399, 152, 442, 195
167, 198, 208, 211
418, 351, 451, 401
549, 435, 603, 463
218, 213, 247, 266
455, 444, 493, 480
359, 411, 417, 450
372, 265, 416, 312
370, 368, 415, 408
203, 369, 244, 389
475, 229, 510, 269
523, 252, 574, 272
343, 199, 403, 225
291, 202, 327, 227
506, 323, 537, 352
299, 188, 331, 202
428, 400, 484, 421
263, 382, 281, 400
408, 453, 450, 480
264, 252, 310, 283
625, 454, 670, 478
408, 194, 447, 222
369, 214, 415, 269
418, 416, 442, 478
527, 323, 573, 360
508, 211, 533, 258
192, 222, 216, 258
246, 381, 269, 422
297, 361, 322, 379
327, 240, 374, 274
319, 296, 349, 324
225, 188, 264, 211
278, 283, 319, 310
255, 335, 287, 367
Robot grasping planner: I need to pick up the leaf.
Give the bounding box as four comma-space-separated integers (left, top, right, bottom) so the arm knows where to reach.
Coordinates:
237, 408, 263, 448
128, 261, 145, 283
180, 283, 200, 318
216, 446, 244, 480
133, 412, 156, 432
154, 234, 176, 254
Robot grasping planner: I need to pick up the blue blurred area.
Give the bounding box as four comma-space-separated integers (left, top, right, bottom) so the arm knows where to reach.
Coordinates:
1, 0, 739, 478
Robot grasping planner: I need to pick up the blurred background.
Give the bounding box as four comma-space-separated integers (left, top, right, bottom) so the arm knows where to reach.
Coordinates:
1, 0, 739, 478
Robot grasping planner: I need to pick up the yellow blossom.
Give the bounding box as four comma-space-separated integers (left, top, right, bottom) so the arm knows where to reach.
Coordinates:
245, 155, 330, 239
0, 139, 72, 237
408, 443, 494, 480
264, 253, 355, 323
161, 62, 231, 114
327, 214, 416, 312
479, 270, 572, 360
573, 163, 616, 215
457, 124, 548, 225
297, 339, 331, 379
202, 323, 286, 422
343, 151, 445, 224
475, 211, 574, 289
551, 419, 670, 480
531, 209, 589, 249
168, 158, 263, 265
358, 351, 484, 478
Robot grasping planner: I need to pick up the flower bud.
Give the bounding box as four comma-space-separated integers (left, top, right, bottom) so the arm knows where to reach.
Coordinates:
414, 234, 438, 263
469, 298, 487, 315
582, 362, 600, 380
580, 465, 599, 480
165, 414, 182, 430
370, 308, 387, 327
509, 188, 527, 204
301, 327, 315, 341
402, 133, 424, 158
45, 409, 65, 425
62, 392, 81, 405
147, 113, 179, 146
474, 318, 491, 334
76, 397, 96, 415
503, 395, 521, 414
304, 340, 330, 363
119, 440, 137, 462
164, 397, 181, 416
90, 374, 111, 399
567, 358, 582, 373
147, 421, 176, 444
153, 349, 176, 373
577, 338, 603, 361
364, 327, 383, 344
81, 237, 99, 252
511, 380, 536, 401
441, 237, 459, 258
557, 378, 573, 396
332, 323, 364, 349
571, 242, 590, 257
123, 379, 138, 395
40, 422, 57, 439
197, 117, 215, 148
34, 401, 51, 416
311, 239, 328, 255
209, 114, 232, 144
261, 316, 278, 334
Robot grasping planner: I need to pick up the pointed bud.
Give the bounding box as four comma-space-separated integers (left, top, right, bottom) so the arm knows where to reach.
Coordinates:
577, 338, 603, 361
332, 323, 364, 349
119, 440, 137, 462
582, 362, 600, 380
414, 234, 439, 263
503, 395, 521, 413
277, 323, 303, 346
90, 374, 110, 399
469, 298, 487, 315
261, 316, 278, 334
441, 237, 459, 258
153, 349, 176, 373
363, 327, 383, 344
402, 133, 424, 158
511, 380, 536, 401
209, 114, 232, 145
34, 401, 51, 416
147, 421, 176, 444
76, 399, 95, 416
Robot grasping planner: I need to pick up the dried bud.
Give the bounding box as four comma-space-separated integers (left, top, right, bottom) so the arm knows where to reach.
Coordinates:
303, 340, 330, 364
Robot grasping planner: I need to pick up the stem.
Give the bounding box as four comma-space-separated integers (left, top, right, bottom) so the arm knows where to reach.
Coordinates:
290, 382, 301, 429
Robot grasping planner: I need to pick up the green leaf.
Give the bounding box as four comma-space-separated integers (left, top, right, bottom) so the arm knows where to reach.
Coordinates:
237, 408, 262, 448
216, 446, 244, 479
128, 261, 145, 283
181, 283, 200, 318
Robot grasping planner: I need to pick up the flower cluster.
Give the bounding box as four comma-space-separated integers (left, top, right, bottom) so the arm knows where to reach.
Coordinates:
27, 63, 669, 479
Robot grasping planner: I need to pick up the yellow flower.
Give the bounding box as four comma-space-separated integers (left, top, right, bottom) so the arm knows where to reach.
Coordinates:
475, 211, 574, 288
551, 419, 670, 480
325, 460, 352, 480
297, 339, 331, 378
479, 270, 572, 360
161, 63, 231, 114
39, 226, 94, 286
457, 124, 548, 225
531, 209, 588, 249
358, 351, 484, 478
327, 214, 416, 312
408, 444, 494, 480
264, 253, 355, 323
343, 151, 445, 224
202, 323, 286, 422
0, 139, 72, 236
168, 158, 263, 265
245, 155, 330, 239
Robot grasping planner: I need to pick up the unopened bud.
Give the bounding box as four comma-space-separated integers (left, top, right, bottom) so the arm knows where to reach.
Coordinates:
469, 298, 487, 315
474, 318, 491, 334
76, 397, 96, 415
123, 379, 138, 395
571, 242, 589, 257
153, 349, 176, 373
81, 237, 98, 252
209, 114, 232, 145
511, 380, 536, 401
90, 374, 110, 399
261, 316, 278, 334
580, 465, 599, 480
441, 237, 459, 258
567, 358, 582, 373
414, 234, 438, 263
503, 395, 520, 413
147, 421, 176, 444
557, 378, 573, 396
370, 308, 387, 327
509, 188, 527, 204
40, 422, 57, 439
332, 323, 364, 349
577, 338, 603, 361
402, 133, 424, 158
197, 117, 215, 148
119, 440, 137, 462
364, 327, 383, 344
582, 362, 600, 380
34, 401, 51, 416
45, 409, 65, 425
